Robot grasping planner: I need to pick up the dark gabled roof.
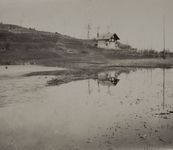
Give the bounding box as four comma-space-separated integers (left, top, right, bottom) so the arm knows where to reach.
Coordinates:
97, 33, 120, 41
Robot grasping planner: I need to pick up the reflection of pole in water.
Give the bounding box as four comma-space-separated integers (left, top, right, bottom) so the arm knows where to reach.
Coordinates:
162, 68, 165, 109
97, 80, 100, 93
107, 85, 111, 95
147, 69, 152, 84
88, 79, 92, 95
150, 69, 153, 85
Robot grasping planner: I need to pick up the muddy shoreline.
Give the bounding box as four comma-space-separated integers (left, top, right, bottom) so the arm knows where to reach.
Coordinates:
24, 58, 173, 86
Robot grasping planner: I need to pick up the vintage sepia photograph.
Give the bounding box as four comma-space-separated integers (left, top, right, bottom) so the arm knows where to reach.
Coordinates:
0, 0, 173, 149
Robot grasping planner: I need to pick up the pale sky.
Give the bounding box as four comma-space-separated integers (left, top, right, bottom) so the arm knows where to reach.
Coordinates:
0, 0, 173, 51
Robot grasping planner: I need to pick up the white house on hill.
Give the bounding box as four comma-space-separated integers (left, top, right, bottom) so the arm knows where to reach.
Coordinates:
96, 33, 120, 49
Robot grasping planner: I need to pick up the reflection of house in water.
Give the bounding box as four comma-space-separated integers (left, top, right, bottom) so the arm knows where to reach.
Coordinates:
97, 71, 120, 93
98, 79, 119, 87
97, 78, 119, 96
87, 72, 120, 95
87, 74, 120, 95
96, 33, 120, 49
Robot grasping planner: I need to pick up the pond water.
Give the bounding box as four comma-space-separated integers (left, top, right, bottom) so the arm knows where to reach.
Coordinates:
0, 65, 64, 77
0, 67, 173, 150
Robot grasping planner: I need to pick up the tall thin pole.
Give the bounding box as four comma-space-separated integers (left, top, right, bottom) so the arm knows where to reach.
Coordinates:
107, 25, 110, 33
163, 16, 166, 59
87, 24, 91, 39
96, 26, 100, 38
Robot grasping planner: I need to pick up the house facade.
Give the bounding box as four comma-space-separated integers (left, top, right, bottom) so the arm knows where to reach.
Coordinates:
96, 33, 120, 49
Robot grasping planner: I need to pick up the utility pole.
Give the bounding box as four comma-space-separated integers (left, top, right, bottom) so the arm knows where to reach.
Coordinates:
163, 16, 166, 59
107, 25, 110, 33
87, 24, 91, 39
96, 26, 100, 38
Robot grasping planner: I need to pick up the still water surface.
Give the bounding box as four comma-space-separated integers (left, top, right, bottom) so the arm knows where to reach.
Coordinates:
0, 67, 173, 150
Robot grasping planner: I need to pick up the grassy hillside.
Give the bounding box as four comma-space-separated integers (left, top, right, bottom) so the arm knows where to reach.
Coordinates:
0, 23, 98, 65
0, 23, 171, 67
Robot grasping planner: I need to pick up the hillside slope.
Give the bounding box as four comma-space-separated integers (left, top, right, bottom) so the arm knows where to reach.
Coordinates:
0, 23, 164, 67
0, 23, 103, 65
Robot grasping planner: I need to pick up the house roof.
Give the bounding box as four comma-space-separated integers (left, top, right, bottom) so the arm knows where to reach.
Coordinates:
97, 33, 120, 41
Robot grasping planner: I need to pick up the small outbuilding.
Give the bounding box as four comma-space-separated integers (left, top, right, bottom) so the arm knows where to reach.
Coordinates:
96, 33, 120, 49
